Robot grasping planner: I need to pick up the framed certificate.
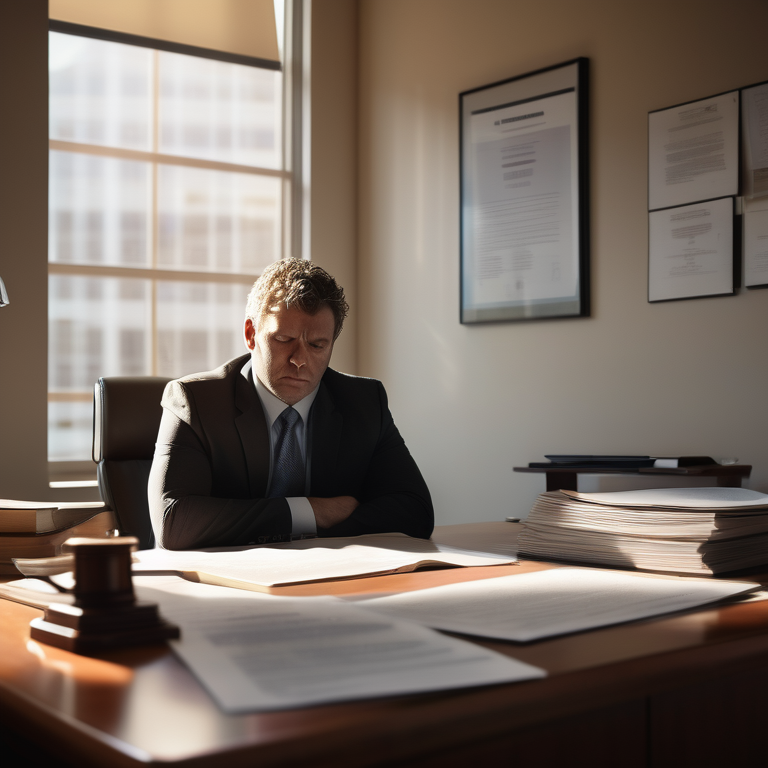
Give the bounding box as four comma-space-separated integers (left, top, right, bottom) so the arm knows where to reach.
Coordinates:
459, 58, 590, 324
744, 195, 768, 288
648, 197, 735, 302
648, 91, 739, 211
742, 81, 768, 199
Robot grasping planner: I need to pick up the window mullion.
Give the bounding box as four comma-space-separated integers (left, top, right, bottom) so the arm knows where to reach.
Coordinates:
48, 139, 291, 180
151, 49, 159, 376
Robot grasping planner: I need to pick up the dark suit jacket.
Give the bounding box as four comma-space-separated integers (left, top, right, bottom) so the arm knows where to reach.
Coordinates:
148, 354, 434, 549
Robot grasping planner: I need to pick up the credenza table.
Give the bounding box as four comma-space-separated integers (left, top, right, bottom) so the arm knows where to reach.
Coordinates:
1, 522, 768, 767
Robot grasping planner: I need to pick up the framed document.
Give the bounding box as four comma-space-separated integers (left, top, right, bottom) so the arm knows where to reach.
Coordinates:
648, 197, 734, 302
648, 91, 739, 211
742, 81, 768, 199
744, 196, 768, 288
459, 58, 589, 324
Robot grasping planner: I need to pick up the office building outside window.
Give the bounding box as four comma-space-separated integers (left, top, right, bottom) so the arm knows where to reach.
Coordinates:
48, 29, 288, 472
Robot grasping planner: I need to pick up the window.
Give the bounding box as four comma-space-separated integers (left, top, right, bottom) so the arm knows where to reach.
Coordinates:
48, 27, 290, 472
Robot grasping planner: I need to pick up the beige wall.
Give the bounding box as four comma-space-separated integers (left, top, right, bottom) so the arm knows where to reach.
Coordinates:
357, 0, 768, 524
0, 1, 51, 500
310, 0, 358, 375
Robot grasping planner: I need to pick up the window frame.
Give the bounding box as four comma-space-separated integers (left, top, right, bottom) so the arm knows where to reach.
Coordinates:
47, 15, 300, 484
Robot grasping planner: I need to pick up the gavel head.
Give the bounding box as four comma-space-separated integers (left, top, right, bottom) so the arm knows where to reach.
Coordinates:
62, 536, 139, 609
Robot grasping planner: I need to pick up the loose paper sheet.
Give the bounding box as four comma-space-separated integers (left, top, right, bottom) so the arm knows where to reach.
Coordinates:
133, 533, 515, 589
561, 486, 768, 510
134, 575, 545, 713
352, 568, 759, 642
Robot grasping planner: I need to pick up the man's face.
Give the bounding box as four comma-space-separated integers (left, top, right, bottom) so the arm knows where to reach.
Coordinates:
245, 303, 335, 405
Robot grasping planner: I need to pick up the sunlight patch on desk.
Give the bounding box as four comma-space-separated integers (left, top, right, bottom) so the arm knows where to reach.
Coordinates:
26, 639, 134, 684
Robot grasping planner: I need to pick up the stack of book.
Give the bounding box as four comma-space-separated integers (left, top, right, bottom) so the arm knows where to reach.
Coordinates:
517, 487, 768, 574
0, 499, 116, 575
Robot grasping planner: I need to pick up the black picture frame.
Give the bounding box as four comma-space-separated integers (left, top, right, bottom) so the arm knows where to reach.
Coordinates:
648, 197, 736, 302
459, 58, 590, 324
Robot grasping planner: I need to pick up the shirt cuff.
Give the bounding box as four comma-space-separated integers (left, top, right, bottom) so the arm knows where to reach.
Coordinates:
287, 497, 317, 538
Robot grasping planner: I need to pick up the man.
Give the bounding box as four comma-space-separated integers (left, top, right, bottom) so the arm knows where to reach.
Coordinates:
148, 258, 434, 550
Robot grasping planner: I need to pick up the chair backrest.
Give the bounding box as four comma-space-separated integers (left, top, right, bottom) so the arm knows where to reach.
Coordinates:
92, 376, 171, 549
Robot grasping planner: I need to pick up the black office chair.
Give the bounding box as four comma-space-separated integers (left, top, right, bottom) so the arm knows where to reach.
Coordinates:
92, 376, 171, 550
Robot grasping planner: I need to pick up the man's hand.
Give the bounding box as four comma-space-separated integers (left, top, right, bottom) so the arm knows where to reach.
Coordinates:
308, 496, 359, 529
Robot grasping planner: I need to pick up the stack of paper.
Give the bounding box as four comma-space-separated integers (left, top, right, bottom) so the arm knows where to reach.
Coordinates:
517, 487, 768, 574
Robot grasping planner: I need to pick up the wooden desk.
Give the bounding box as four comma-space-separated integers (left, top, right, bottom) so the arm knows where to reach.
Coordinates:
2, 523, 768, 767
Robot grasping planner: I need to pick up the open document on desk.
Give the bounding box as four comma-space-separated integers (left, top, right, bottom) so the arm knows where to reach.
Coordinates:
132, 533, 515, 590
134, 575, 545, 713
350, 568, 760, 642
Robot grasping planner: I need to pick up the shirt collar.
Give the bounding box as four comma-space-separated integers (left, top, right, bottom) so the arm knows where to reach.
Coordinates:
253, 374, 318, 427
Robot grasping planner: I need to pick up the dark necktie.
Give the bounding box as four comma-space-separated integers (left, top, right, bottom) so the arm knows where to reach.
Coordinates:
269, 406, 305, 497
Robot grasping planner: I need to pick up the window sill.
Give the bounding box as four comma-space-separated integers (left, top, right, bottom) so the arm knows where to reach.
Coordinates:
49, 479, 99, 489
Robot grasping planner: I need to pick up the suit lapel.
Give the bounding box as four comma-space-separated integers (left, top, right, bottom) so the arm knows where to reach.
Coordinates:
234, 358, 272, 497
308, 378, 343, 493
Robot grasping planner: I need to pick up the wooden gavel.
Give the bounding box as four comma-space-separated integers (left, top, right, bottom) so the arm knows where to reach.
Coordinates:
29, 536, 179, 654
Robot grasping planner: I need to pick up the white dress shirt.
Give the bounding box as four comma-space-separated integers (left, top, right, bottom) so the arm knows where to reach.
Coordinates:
253, 375, 318, 537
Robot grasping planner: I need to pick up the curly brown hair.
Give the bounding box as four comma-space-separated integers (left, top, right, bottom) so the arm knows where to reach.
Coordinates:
246, 259, 349, 339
